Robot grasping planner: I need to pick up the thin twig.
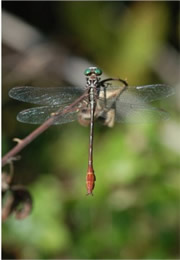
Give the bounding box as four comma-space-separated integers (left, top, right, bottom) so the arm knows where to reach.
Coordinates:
2, 91, 88, 167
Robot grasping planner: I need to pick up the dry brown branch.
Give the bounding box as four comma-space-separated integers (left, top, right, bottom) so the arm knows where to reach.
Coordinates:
2, 90, 88, 167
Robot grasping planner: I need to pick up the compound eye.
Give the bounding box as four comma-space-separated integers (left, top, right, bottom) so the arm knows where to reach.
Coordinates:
95, 68, 102, 76
84, 68, 91, 76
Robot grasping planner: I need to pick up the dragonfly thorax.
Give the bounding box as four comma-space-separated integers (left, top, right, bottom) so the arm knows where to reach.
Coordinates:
84, 67, 102, 88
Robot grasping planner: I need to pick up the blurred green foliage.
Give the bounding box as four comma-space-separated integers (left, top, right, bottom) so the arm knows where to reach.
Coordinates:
2, 1, 180, 259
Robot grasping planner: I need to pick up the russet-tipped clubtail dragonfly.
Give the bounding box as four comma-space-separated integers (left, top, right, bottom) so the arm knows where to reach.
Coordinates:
9, 67, 174, 195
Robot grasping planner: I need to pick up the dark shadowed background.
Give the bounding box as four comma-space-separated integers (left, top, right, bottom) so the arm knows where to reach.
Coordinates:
2, 1, 180, 259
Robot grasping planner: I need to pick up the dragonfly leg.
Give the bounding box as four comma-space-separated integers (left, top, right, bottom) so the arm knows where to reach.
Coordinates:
99, 77, 128, 88
50, 112, 59, 116
78, 112, 91, 126
104, 108, 115, 127
77, 100, 91, 126
13, 138, 23, 144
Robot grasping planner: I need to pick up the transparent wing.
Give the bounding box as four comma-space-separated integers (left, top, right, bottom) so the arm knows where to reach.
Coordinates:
9, 86, 85, 106
123, 84, 174, 103
16, 105, 78, 125
103, 81, 174, 105
114, 102, 169, 123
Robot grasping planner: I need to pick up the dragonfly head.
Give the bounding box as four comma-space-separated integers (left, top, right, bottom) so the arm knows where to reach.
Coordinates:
84, 67, 102, 86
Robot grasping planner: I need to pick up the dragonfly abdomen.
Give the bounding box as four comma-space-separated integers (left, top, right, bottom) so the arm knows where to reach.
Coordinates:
86, 166, 96, 195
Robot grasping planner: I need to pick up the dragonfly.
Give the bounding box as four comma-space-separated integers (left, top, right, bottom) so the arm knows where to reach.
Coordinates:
9, 67, 174, 195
